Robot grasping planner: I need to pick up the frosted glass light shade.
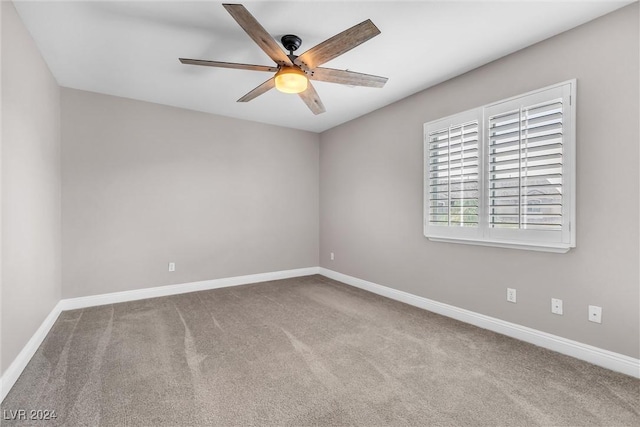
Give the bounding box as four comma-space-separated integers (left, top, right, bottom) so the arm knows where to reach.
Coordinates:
275, 67, 308, 94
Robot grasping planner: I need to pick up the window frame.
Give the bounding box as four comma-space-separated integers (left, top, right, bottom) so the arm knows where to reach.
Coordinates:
423, 80, 576, 253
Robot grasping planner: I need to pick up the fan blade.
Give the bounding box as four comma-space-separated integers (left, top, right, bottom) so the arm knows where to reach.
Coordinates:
298, 82, 326, 115
179, 58, 278, 72
294, 19, 380, 70
223, 4, 292, 67
237, 77, 275, 102
310, 67, 387, 88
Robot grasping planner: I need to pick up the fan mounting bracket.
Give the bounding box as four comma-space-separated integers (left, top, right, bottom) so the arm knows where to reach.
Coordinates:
281, 34, 302, 54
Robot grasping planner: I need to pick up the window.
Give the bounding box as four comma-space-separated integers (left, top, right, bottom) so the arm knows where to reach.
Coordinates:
424, 80, 576, 252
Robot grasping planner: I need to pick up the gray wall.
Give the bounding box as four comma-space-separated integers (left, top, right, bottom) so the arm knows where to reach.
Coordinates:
319, 4, 639, 358
62, 89, 319, 299
1, 1, 62, 374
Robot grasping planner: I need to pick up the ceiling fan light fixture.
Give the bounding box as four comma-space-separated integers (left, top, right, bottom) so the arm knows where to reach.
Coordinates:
274, 67, 308, 94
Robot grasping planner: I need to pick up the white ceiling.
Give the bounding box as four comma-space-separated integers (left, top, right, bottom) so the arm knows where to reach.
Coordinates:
14, 0, 633, 133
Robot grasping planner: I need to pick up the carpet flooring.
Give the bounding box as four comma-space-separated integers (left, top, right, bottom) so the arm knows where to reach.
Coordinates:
2, 275, 639, 426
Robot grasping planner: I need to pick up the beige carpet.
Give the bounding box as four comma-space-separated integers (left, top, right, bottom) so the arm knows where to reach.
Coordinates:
2, 275, 639, 426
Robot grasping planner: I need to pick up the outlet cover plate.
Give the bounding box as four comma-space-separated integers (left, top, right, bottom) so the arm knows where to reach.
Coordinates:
551, 298, 563, 315
507, 288, 517, 303
588, 305, 602, 323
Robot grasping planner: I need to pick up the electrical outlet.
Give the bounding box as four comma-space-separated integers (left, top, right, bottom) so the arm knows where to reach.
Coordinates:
507, 288, 517, 303
588, 305, 602, 323
551, 298, 563, 315
168, 262, 175, 272
330, 252, 335, 261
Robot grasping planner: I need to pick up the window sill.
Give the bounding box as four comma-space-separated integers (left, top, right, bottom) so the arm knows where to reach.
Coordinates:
427, 236, 572, 253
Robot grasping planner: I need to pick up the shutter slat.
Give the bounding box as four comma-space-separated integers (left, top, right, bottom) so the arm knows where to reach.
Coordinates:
526, 101, 562, 118
491, 148, 562, 164
490, 129, 520, 143
490, 135, 562, 155
430, 147, 478, 159
520, 152, 563, 165
524, 112, 562, 127
448, 140, 479, 152
489, 191, 520, 197
523, 122, 563, 138
490, 109, 520, 121
490, 163, 562, 178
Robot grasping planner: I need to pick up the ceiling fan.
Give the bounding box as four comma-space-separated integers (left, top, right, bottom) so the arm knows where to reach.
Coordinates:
179, 3, 388, 115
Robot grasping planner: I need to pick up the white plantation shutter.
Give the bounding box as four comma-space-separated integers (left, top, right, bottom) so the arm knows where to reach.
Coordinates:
487, 102, 564, 229
424, 81, 576, 252
427, 123, 480, 226
484, 84, 574, 247
425, 110, 482, 239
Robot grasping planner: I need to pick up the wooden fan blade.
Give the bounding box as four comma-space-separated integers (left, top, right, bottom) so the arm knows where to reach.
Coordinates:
179, 58, 278, 72
294, 19, 380, 70
310, 67, 388, 88
298, 82, 326, 115
223, 4, 292, 67
237, 77, 275, 102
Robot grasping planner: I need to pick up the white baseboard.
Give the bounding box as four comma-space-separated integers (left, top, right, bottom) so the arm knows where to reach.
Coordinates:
1, 266, 319, 402
0, 300, 65, 403
319, 268, 640, 379
60, 267, 320, 311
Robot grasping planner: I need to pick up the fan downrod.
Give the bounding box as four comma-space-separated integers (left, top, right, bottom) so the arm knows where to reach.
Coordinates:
281, 34, 302, 54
